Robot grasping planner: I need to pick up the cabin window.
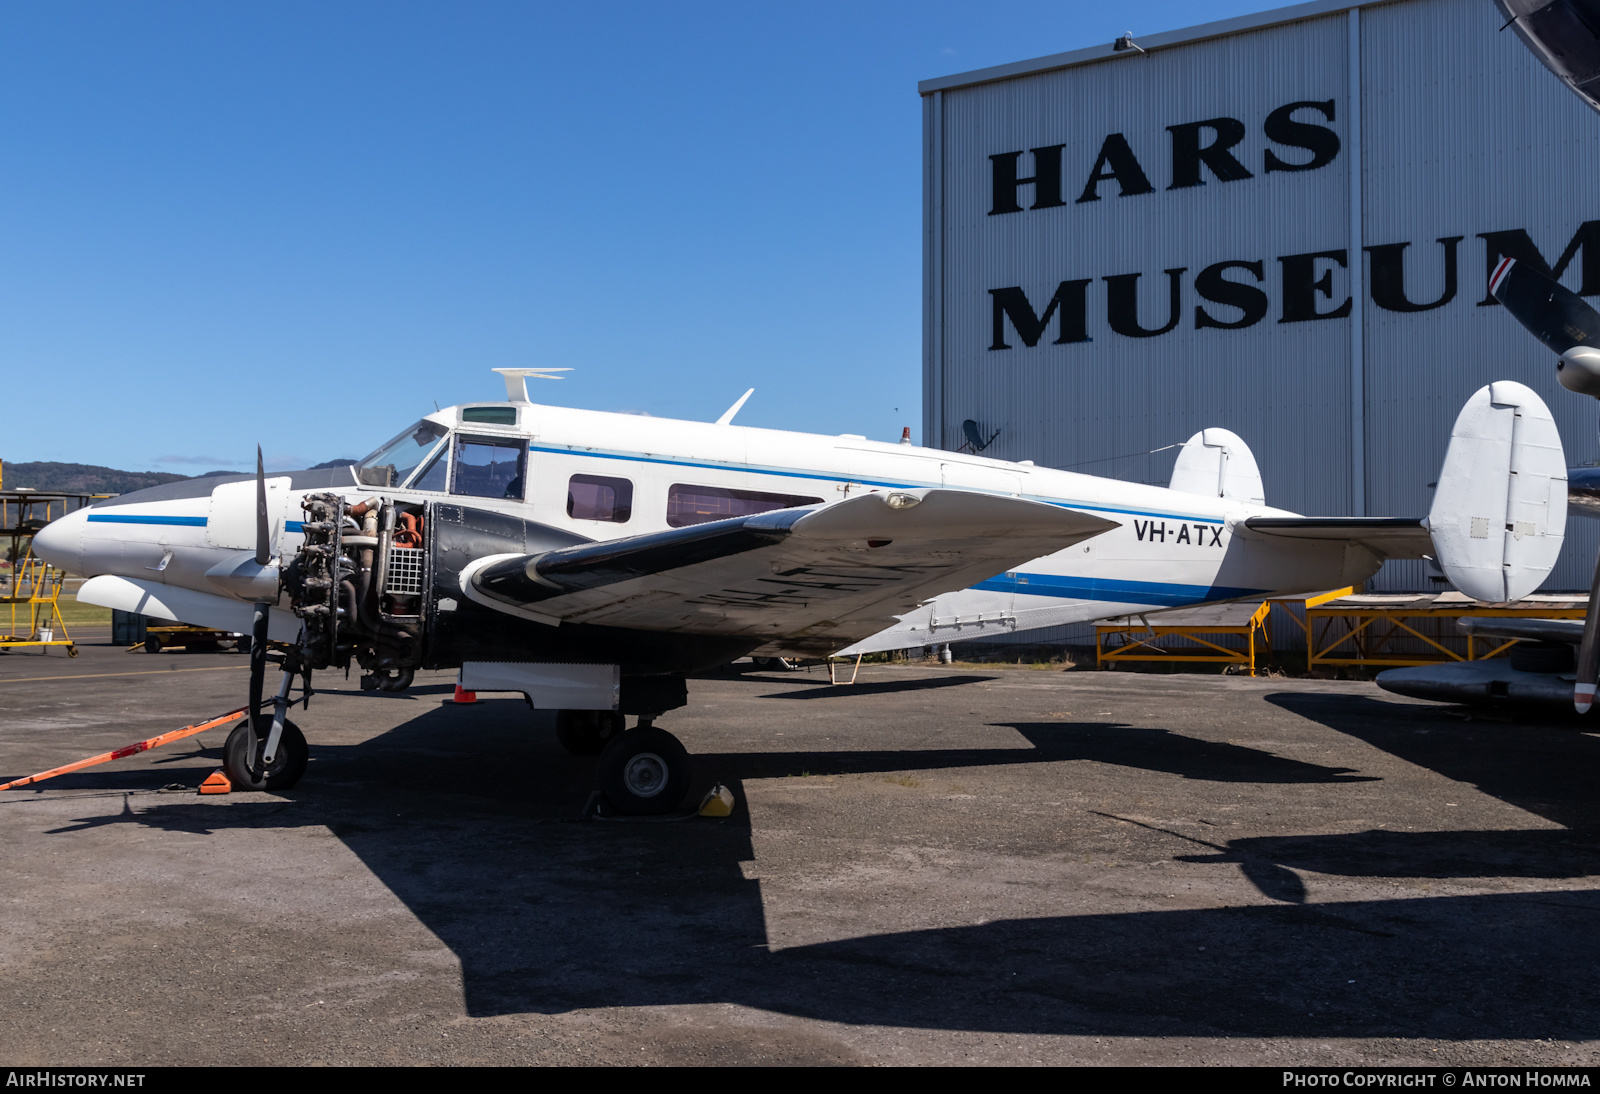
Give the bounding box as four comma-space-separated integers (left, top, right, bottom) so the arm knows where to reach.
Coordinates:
666, 484, 822, 528
568, 474, 633, 523
451, 437, 526, 500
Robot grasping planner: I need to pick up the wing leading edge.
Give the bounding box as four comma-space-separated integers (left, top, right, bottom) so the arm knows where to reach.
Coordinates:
462, 488, 1118, 656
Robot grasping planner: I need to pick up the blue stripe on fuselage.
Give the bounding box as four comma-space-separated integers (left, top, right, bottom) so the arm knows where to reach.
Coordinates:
85, 515, 306, 532
86, 515, 206, 527
973, 571, 1263, 608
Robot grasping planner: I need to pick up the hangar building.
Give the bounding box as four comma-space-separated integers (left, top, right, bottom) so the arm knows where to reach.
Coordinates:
920, 0, 1600, 592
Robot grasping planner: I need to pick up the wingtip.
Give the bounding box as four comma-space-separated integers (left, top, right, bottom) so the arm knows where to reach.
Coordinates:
1489, 255, 1517, 296
1575, 683, 1595, 714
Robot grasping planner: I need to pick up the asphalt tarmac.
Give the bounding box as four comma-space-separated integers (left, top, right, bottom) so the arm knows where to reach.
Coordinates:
2, 630, 1597, 1066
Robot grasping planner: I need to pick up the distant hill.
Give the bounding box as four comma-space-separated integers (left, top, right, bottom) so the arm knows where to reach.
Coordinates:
4, 462, 197, 494
3, 459, 356, 495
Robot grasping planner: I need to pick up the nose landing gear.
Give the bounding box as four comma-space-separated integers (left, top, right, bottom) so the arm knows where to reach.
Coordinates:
222, 716, 309, 791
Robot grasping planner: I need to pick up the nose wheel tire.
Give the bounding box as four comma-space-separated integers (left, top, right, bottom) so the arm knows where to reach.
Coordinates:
222, 717, 309, 792
597, 726, 689, 815
554, 709, 625, 755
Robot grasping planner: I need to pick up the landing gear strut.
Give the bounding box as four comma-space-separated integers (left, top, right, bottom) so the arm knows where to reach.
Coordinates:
554, 709, 625, 755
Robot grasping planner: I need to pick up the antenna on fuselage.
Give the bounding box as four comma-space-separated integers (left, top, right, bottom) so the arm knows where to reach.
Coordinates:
492, 367, 571, 403
715, 388, 755, 426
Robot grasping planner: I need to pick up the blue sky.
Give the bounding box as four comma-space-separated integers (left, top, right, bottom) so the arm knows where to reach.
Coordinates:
0, 0, 1283, 473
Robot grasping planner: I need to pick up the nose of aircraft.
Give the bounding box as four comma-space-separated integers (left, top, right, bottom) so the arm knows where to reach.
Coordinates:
32, 506, 87, 574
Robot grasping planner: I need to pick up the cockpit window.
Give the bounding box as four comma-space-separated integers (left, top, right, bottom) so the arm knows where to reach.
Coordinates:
411, 449, 449, 492
355, 421, 449, 488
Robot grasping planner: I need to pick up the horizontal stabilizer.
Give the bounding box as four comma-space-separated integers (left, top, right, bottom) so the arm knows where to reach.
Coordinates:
1429, 381, 1566, 602
1240, 517, 1430, 558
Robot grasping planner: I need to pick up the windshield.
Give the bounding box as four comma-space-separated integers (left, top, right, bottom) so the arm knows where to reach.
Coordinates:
355, 421, 449, 488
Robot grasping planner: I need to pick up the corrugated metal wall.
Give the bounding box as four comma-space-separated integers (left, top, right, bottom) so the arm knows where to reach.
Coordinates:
926, 0, 1600, 592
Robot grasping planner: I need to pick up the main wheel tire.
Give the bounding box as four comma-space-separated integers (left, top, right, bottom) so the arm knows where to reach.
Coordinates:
222, 717, 309, 791
597, 726, 690, 815
555, 709, 625, 756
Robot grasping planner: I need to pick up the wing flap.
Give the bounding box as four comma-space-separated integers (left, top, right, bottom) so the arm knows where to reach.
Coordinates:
466, 489, 1116, 651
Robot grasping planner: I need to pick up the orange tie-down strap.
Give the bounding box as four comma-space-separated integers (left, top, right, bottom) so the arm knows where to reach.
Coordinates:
0, 707, 247, 792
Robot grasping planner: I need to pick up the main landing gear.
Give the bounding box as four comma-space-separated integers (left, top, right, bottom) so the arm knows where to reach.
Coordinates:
555, 709, 690, 816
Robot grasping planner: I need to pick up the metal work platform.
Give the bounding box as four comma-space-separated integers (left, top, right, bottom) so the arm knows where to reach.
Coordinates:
1096, 587, 1589, 674
1302, 591, 1588, 669
1096, 599, 1279, 675
0, 477, 102, 656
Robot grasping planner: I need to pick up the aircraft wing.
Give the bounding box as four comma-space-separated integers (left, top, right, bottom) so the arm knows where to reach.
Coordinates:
460, 488, 1117, 655
1240, 517, 1431, 560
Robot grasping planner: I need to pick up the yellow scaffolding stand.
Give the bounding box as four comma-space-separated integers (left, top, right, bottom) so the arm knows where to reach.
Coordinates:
1302, 591, 1587, 669
1096, 600, 1274, 675
0, 554, 75, 656
1094, 586, 1585, 675
0, 474, 100, 657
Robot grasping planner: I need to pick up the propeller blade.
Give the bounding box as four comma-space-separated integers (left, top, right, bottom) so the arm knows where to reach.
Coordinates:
1490, 257, 1600, 357
1575, 550, 1600, 714
255, 445, 270, 566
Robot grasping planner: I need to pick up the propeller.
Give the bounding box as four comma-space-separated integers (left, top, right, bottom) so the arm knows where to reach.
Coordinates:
1490, 257, 1600, 396
248, 446, 271, 746
1491, 258, 1600, 711
255, 446, 270, 565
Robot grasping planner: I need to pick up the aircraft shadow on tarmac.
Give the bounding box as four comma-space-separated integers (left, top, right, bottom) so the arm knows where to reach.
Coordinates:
756, 673, 998, 699
1185, 693, 1600, 898
23, 695, 1600, 1039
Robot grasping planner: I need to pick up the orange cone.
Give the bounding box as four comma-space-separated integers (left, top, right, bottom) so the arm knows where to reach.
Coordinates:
447, 684, 478, 704
199, 768, 232, 795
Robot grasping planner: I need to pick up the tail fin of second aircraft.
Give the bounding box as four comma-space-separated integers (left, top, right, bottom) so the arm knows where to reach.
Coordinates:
1429, 381, 1567, 603
1168, 428, 1266, 505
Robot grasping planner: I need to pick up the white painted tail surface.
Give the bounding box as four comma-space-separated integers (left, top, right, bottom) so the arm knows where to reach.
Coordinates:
1168, 428, 1266, 505
1429, 381, 1567, 602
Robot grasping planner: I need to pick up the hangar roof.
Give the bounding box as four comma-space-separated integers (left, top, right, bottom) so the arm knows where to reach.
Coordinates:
917, 0, 1402, 95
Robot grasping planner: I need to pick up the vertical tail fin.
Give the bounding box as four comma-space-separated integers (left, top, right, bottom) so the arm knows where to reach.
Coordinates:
1168, 428, 1265, 505
1429, 381, 1566, 602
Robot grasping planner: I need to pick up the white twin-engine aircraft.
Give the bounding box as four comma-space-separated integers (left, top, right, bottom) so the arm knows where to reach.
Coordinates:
33, 368, 1567, 814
